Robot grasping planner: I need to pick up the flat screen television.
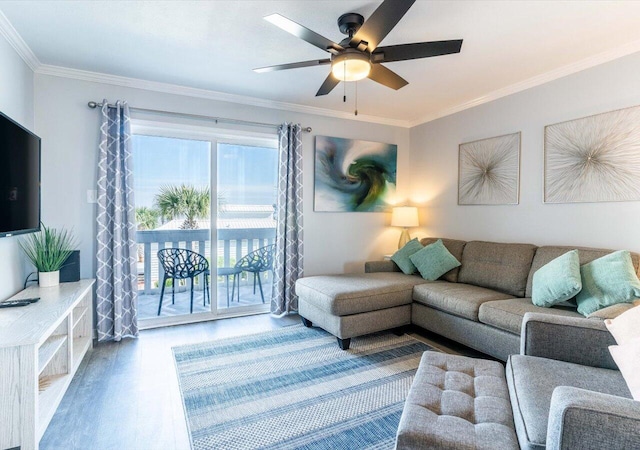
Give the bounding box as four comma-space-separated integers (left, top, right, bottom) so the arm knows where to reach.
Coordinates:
0, 110, 41, 237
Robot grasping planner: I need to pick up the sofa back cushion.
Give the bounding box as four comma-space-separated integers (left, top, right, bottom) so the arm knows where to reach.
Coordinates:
420, 237, 466, 282
525, 246, 640, 298
458, 241, 537, 297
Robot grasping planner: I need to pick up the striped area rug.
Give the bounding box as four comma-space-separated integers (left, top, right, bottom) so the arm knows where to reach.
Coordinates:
173, 325, 433, 450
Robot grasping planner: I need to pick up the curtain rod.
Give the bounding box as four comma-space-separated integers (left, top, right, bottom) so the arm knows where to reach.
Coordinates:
86, 101, 312, 133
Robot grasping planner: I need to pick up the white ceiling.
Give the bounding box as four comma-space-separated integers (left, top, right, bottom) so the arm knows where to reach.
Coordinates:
2, 1, 640, 126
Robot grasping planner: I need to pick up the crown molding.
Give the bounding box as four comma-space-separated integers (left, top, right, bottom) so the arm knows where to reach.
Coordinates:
36, 64, 411, 128
409, 39, 640, 127
0, 10, 40, 71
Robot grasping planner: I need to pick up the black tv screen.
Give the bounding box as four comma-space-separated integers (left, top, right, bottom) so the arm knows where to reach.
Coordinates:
0, 111, 41, 237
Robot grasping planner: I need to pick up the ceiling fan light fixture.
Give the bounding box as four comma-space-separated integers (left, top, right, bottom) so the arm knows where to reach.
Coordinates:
331, 51, 371, 82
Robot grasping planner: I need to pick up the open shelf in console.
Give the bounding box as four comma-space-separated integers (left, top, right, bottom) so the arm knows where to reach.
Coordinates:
0, 280, 95, 450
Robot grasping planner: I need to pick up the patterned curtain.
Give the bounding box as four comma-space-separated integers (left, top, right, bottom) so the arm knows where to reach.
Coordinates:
96, 100, 138, 341
271, 123, 304, 316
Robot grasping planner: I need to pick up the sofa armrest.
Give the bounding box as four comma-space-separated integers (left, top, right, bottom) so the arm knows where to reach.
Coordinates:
546, 386, 640, 450
364, 260, 400, 273
521, 312, 617, 369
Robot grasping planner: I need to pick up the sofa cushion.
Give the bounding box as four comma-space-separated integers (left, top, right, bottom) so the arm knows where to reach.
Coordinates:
420, 237, 466, 282
295, 272, 429, 316
506, 354, 630, 450
458, 241, 537, 297
479, 298, 582, 335
587, 302, 637, 320
412, 281, 514, 321
410, 239, 461, 281
396, 351, 518, 450
576, 250, 640, 316
525, 246, 640, 298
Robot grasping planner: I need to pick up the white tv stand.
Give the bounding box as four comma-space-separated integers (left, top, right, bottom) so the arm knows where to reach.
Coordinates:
0, 279, 95, 450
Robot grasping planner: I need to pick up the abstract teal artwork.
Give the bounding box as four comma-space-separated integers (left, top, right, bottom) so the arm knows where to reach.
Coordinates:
314, 136, 397, 212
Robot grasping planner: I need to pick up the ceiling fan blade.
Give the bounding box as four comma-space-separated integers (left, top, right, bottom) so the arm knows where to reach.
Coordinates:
316, 73, 340, 96
265, 14, 343, 54
254, 59, 331, 73
372, 40, 463, 63
367, 64, 408, 90
350, 0, 416, 52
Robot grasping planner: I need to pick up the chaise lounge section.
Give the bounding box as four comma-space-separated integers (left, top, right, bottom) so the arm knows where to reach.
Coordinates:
296, 272, 429, 349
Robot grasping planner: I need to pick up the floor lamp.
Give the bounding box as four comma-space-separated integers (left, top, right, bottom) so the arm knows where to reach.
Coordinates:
391, 206, 419, 249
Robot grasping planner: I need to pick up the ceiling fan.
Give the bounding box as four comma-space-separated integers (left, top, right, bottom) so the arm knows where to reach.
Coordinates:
254, 0, 463, 96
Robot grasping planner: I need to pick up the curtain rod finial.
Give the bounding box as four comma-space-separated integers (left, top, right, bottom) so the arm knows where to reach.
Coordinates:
88, 101, 98, 109
303, 127, 312, 133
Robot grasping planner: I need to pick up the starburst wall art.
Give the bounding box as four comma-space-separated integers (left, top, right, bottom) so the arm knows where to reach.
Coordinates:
458, 132, 521, 205
314, 136, 397, 212
544, 105, 640, 203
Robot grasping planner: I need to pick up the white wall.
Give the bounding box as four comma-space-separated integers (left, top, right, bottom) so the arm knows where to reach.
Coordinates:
0, 36, 34, 301
34, 74, 410, 280
409, 52, 640, 253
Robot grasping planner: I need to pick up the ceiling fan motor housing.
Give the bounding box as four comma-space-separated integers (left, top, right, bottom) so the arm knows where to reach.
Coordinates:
338, 13, 365, 36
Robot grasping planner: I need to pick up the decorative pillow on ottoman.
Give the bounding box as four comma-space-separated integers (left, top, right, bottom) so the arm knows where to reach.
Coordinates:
391, 238, 424, 274
576, 250, 640, 316
409, 239, 461, 281
532, 249, 582, 307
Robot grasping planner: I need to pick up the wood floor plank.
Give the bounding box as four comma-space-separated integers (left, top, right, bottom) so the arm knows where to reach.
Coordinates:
40, 313, 299, 450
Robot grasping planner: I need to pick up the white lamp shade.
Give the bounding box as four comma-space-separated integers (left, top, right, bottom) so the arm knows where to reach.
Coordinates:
391, 206, 419, 228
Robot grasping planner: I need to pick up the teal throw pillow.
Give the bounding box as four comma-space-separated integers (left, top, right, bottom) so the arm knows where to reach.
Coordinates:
391, 238, 423, 274
409, 239, 461, 281
532, 250, 582, 308
575, 250, 640, 316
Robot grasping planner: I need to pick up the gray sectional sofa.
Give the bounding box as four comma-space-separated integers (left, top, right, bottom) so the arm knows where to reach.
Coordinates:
296, 237, 639, 357
296, 237, 640, 449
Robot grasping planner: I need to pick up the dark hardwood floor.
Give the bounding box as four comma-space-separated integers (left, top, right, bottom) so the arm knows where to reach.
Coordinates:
40, 315, 488, 450
40, 313, 299, 450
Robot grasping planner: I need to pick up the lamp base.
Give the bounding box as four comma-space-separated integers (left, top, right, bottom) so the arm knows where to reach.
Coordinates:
398, 229, 411, 249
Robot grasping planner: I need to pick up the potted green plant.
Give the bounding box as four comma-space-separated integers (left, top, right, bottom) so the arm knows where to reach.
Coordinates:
20, 224, 77, 287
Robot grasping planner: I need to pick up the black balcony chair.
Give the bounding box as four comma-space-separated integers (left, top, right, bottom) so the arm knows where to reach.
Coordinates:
235, 244, 275, 303
157, 248, 210, 315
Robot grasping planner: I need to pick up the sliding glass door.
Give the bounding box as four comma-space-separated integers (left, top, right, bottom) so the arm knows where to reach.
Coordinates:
216, 141, 278, 312
131, 122, 277, 328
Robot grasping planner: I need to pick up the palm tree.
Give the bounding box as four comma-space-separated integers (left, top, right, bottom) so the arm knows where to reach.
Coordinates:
135, 206, 160, 230
155, 184, 210, 229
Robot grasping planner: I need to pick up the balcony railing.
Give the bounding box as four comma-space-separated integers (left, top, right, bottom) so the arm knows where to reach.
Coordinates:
136, 228, 275, 294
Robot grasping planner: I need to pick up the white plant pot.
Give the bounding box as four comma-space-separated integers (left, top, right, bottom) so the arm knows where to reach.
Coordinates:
39, 270, 60, 288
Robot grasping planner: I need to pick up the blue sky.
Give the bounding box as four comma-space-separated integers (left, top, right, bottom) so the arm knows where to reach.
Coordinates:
132, 135, 277, 208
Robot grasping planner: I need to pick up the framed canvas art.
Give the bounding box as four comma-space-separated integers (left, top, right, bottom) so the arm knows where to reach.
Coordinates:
544, 105, 640, 203
314, 136, 397, 212
458, 132, 521, 205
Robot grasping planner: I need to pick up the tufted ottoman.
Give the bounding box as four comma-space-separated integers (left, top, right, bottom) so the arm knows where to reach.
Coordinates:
396, 351, 518, 450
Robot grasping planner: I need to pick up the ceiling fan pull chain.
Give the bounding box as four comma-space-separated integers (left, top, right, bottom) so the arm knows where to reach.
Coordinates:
343, 59, 347, 102
355, 81, 358, 116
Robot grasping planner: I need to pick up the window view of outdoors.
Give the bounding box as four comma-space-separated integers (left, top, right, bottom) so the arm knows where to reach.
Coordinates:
132, 134, 277, 321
